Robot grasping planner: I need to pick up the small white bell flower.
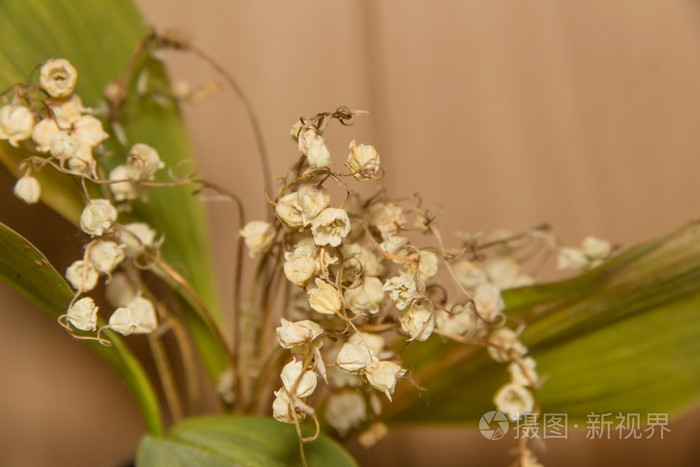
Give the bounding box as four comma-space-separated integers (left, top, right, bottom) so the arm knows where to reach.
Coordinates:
0, 104, 35, 147
435, 303, 476, 336
66, 297, 99, 331
66, 145, 95, 175
343, 276, 385, 315
383, 272, 418, 311
364, 360, 406, 401
325, 391, 367, 436
117, 222, 158, 257
474, 282, 504, 322
108, 306, 138, 336
13, 174, 41, 204
275, 318, 324, 349
280, 359, 317, 398
80, 199, 117, 237
307, 278, 342, 315
484, 257, 520, 289
487, 327, 527, 363
557, 246, 589, 270
39, 58, 78, 98
275, 191, 304, 229
65, 259, 99, 292
310, 207, 351, 247
31, 118, 61, 152
72, 115, 108, 148
582, 236, 612, 260
341, 243, 385, 277
493, 382, 535, 421
272, 388, 303, 424
367, 202, 406, 240
337, 341, 375, 373
49, 131, 79, 163
294, 185, 330, 226
399, 302, 435, 342
454, 260, 488, 290
348, 332, 386, 358
126, 143, 165, 180
404, 249, 438, 280
508, 356, 539, 387
47, 94, 83, 128
283, 244, 317, 287
108, 164, 137, 201
346, 141, 380, 181
239, 220, 276, 257
105, 272, 137, 308
88, 240, 125, 275
109, 296, 158, 336
298, 128, 330, 167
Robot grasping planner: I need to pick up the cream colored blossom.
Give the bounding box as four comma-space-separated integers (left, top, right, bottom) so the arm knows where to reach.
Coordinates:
405, 249, 439, 280
474, 282, 504, 322
344, 277, 385, 315
435, 303, 476, 336
508, 356, 538, 387
557, 246, 589, 270
216, 368, 236, 405
307, 278, 342, 315
484, 257, 520, 289
399, 302, 435, 341
275, 191, 303, 229
108, 164, 137, 201
358, 422, 388, 448
337, 341, 375, 373
0, 104, 34, 147
487, 327, 527, 363
105, 272, 137, 308
66, 297, 99, 331
341, 242, 385, 277
325, 391, 367, 436
582, 236, 612, 260
117, 222, 158, 257
364, 360, 406, 401
49, 131, 79, 163
346, 141, 380, 181
48, 94, 83, 128
298, 128, 330, 167
348, 332, 386, 358
39, 58, 78, 98
126, 143, 164, 180
12, 174, 41, 204
66, 144, 95, 175
72, 115, 108, 148
240, 220, 276, 257
276, 318, 324, 349
493, 383, 534, 421
80, 199, 117, 236
283, 243, 317, 287
109, 296, 158, 336
272, 388, 303, 424
88, 240, 125, 275
65, 259, 99, 292
310, 207, 351, 247
367, 202, 405, 240
280, 359, 317, 398
295, 185, 330, 226
383, 272, 418, 310
31, 118, 61, 152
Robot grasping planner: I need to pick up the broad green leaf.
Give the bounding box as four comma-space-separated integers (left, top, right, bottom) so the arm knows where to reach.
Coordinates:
137, 415, 358, 467
387, 222, 700, 424
0, 222, 163, 434
0, 0, 228, 381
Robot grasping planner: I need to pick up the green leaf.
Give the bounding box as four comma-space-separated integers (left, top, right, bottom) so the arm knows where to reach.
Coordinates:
0, 0, 228, 382
387, 222, 700, 424
0, 221, 163, 434
137, 415, 358, 467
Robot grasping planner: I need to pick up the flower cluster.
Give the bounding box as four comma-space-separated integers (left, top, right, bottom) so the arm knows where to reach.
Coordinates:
4, 58, 166, 343
237, 109, 555, 445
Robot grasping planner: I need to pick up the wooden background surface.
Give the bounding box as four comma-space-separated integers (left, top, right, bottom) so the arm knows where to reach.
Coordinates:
1, 1, 700, 465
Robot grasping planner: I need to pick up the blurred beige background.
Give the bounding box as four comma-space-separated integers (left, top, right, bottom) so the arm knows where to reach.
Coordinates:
1, 0, 700, 465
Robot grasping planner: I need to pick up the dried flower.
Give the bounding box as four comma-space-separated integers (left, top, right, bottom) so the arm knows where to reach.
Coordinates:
298, 128, 330, 167
383, 272, 418, 311
295, 185, 330, 226
272, 388, 302, 424
337, 341, 375, 373
435, 303, 476, 336
487, 327, 527, 363
325, 391, 367, 436
283, 243, 317, 287
117, 222, 158, 257
582, 236, 611, 260
310, 207, 351, 247
72, 115, 108, 148
88, 240, 125, 275
508, 356, 538, 387
65, 259, 99, 292
493, 383, 535, 421
48, 94, 83, 128
39, 58, 78, 98
12, 174, 41, 204
346, 141, 380, 181
474, 282, 504, 322
80, 199, 117, 237
344, 276, 385, 315
280, 359, 317, 398
557, 246, 589, 270
31, 118, 61, 152
276, 318, 324, 349
275, 191, 304, 229
307, 278, 343, 315
108, 164, 137, 201
364, 360, 406, 400
108, 296, 158, 336
65, 297, 99, 332
0, 104, 34, 147
126, 143, 164, 180
240, 220, 276, 257
399, 302, 435, 341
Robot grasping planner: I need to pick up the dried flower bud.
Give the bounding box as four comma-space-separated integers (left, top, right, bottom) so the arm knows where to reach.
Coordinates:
358, 422, 388, 448
127, 143, 164, 180
240, 220, 276, 257
337, 341, 375, 373
399, 302, 435, 342
80, 199, 117, 236
39, 58, 78, 98
367, 202, 406, 240
65, 259, 99, 292
298, 128, 330, 167
364, 360, 406, 401
13, 174, 41, 204
49, 131, 79, 162
310, 207, 351, 247
88, 240, 125, 274
272, 388, 303, 424
280, 359, 317, 398
216, 368, 236, 405
48, 94, 84, 128
508, 356, 538, 387
344, 276, 385, 315
0, 104, 34, 147
275, 191, 304, 229
108, 164, 137, 201
307, 278, 342, 315
295, 185, 330, 226
325, 391, 367, 436
72, 115, 108, 148
31, 118, 61, 152
347, 141, 380, 181
557, 246, 589, 270
487, 327, 527, 363
283, 243, 317, 287
105, 272, 137, 308
66, 297, 98, 331
341, 242, 385, 277
275, 318, 324, 349
117, 222, 158, 257
582, 236, 611, 260
435, 303, 476, 336
109, 296, 158, 336
66, 145, 95, 175
383, 272, 418, 311
474, 282, 504, 322
493, 383, 534, 421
